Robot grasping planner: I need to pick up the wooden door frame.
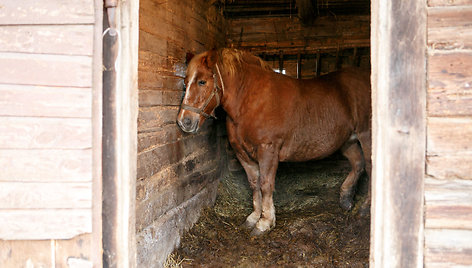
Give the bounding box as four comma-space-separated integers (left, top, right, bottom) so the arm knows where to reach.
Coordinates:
101, 0, 139, 267
370, 0, 426, 267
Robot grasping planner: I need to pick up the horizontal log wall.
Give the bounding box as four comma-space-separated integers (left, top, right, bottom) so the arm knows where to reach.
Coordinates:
0, 0, 101, 266
425, 1, 472, 267
136, 0, 226, 266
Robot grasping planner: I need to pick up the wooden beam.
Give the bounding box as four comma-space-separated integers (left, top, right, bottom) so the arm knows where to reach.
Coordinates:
279, 51, 284, 73
315, 52, 321, 77
297, 53, 302, 79
371, 0, 426, 267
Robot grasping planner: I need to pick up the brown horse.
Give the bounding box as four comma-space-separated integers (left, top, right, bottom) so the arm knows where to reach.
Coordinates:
177, 48, 371, 235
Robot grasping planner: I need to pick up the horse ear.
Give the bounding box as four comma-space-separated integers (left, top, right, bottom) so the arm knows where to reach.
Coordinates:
203, 49, 218, 69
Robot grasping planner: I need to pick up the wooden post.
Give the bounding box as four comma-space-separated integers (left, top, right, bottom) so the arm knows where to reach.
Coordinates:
353, 47, 360, 67
279, 51, 284, 74
315, 52, 321, 77
335, 47, 341, 70
297, 53, 302, 79
102, 0, 139, 266
370, 0, 426, 267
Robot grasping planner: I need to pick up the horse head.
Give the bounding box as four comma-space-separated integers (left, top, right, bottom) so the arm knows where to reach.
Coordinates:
177, 50, 224, 133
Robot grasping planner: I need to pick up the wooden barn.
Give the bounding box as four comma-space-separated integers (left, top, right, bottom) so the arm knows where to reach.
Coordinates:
0, 0, 471, 267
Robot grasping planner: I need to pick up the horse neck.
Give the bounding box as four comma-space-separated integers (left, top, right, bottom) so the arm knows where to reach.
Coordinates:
219, 64, 245, 121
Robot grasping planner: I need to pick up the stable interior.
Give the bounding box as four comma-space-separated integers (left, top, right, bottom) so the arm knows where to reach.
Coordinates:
136, 0, 371, 266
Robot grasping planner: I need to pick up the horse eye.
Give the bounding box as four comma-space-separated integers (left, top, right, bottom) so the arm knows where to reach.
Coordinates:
198, 80, 206, 86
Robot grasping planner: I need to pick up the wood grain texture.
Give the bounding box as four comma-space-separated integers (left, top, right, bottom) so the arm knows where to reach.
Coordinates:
55, 233, 92, 267
370, 0, 426, 267
0, 53, 92, 87
0, 240, 52, 267
0, 85, 91, 118
428, 6, 472, 28
0, 117, 91, 149
0, 0, 94, 25
0, 149, 92, 182
0, 182, 91, 209
425, 177, 472, 229
428, 0, 472, 6
428, 52, 472, 116
427, 117, 472, 154
425, 229, 472, 267
427, 155, 472, 180
0, 25, 94, 55
0, 209, 91, 240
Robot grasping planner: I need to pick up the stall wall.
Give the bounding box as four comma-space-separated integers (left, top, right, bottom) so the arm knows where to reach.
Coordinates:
0, 0, 102, 266
425, 1, 472, 266
136, 0, 226, 266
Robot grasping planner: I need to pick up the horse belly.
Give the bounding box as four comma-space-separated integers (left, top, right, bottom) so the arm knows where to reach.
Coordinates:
279, 129, 350, 162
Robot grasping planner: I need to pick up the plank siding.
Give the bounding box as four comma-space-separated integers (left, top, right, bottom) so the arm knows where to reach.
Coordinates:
0, 85, 92, 118
136, 0, 225, 266
425, 2, 472, 267
0, 0, 98, 265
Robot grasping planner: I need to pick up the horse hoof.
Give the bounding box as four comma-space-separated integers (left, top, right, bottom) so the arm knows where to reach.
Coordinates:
339, 194, 353, 211
250, 226, 267, 236
241, 220, 256, 230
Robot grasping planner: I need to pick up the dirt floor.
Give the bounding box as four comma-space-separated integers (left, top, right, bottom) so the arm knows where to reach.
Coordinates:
169, 156, 370, 267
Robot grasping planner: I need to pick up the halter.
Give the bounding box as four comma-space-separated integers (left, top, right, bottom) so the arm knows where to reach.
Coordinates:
181, 63, 225, 119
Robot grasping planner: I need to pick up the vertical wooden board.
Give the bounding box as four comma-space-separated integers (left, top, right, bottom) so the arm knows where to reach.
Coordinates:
0, 149, 92, 182
0, 182, 92, 209
0, 0, 94, 25
55, 233, 92, 267
427, 117, 472, 154
0, 85, 92, 118
425, 229, 472, 267
0, 25, 94, 55
0, 240, 52, 267
0, 53, 92, 87
0, 209, 91, 240
0, 117, 92, 149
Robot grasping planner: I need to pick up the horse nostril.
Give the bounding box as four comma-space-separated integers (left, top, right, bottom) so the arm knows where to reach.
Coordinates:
183, 117, 192, 127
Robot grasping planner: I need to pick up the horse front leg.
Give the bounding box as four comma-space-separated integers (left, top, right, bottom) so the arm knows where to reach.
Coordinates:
251, 143, 280, 236
236, 155, 262, 229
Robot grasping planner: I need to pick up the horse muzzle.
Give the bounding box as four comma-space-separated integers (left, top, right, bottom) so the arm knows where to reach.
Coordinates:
177, 112, 200, 133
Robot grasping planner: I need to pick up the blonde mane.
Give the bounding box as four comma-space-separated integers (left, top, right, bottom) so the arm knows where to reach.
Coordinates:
218, 48, 272, 76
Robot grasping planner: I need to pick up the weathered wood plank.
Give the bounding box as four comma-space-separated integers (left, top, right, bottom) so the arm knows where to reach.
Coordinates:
138, 124, 183, 153
138, 106, 180, 133
0, 117, 91, 149
0, 182, 91, 209
136, 167, 219, 232
0, 84, 91, 118
0, 149, 92, 182
0, 240, 52, 267
0, 209, 91, 240
0, 25, 94, 55
428, 0, 472, 6
139, 71, 183, 91
428, 52, 472, 116
370, 0, 426, 266
427, 117, 472, 154
425, 229, 472, 267
428, 26, 472, 50
139, 89, 182, 107
0, 0, 94, 25
55, 233, 92, 267
428, 6, 472, 29
425, 177, 472, 228
427, 155, 472, 180
0, 53, 92, 87
137, 131, 217, 180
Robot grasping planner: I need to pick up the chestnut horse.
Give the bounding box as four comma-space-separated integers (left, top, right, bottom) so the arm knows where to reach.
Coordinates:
177, 48, 371, 235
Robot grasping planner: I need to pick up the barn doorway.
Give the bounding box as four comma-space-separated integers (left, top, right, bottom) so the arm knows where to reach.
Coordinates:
104, 0, 426, 266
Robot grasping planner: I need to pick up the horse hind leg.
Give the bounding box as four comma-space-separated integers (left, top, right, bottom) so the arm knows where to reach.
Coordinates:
339, 136, 365, 211
357, 130, 372, 216
237, 155, 262, 230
